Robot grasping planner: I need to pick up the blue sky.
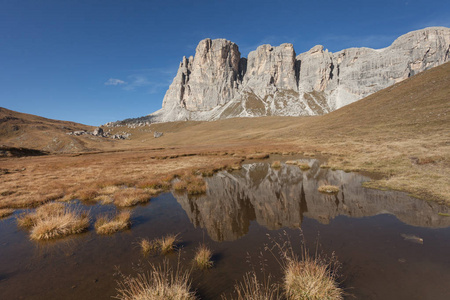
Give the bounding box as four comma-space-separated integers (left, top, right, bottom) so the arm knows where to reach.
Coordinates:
0, 0, 449, 126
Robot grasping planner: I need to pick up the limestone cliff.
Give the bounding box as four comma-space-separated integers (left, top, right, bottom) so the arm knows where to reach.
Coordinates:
149, 27, 450, 122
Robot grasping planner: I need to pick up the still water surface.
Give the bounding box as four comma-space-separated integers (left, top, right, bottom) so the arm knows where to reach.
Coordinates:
1, 160, 450, 299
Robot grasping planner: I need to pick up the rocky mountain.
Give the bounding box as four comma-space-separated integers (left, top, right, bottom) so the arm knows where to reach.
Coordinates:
142, 27, 449, 123
174, 161, 450, 242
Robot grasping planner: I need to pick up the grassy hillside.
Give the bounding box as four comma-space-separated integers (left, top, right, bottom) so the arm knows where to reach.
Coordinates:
0, 107, 115, 152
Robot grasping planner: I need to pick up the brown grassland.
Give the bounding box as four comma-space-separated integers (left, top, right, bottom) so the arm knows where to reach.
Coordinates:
0, 61, 449, 209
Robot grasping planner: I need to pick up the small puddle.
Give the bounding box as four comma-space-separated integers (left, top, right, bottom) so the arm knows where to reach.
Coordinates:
1, 160, 450, 299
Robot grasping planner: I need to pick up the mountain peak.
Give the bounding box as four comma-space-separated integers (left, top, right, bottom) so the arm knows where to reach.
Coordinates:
122, 27, 450, 124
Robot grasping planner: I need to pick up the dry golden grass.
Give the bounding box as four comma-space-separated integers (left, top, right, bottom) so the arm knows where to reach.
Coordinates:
17, 202, 90, 240
77, 188, 99, 201
318, 185, 340, 194
174, 175, 207, 196
271, 161, 281, 169
0, 149, 242, 210
223, 272, 281, 300
284, 256, 343, 300
140, 234, 179, 255
140, 238, 157, 255
137, 179, 171, 190
95, 211, 131, 234
265, 232, 343, 300
173, 180, 188, 191
0, 208, 14, 218
158, 234, 178, 254
193, 244, 213, 270
113, 188, 151, 207
115, 261, 197, 300
17, 202, 65, 227
297, 163, 311, 171
246, 153, 270, 160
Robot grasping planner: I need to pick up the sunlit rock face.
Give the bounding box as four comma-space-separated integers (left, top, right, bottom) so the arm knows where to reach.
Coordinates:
148, 27, 450, 123
173, 161, 450, 241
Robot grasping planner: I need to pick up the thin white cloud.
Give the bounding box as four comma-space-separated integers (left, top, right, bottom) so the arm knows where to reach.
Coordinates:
105, 78, 127, 86
123, 75, 152, 91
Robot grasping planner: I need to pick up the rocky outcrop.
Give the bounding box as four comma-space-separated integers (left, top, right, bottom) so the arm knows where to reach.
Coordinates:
173, 161, 450, 242
145, 27, 450, 123
66, 128, 130, 139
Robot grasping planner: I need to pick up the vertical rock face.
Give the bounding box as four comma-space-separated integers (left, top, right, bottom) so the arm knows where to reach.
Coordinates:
162, 38, 242, 112
243, 43, 298, 97
150, 27, 450, 122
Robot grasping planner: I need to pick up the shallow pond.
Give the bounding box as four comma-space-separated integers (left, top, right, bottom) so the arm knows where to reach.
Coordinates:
1, 159, 450, 299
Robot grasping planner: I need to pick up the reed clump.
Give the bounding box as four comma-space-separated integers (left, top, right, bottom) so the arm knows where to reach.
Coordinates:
115, 260, 197, 300
271, 161, 281, 169
17, 202, 90, 240
158, 234, 178, 254
284, 256, 343, 300
137, 179, 171, 191
246, 153, 270, 160
193, 244, 213, 270
0, 208, 14, 219
95, 211, 131, 234
77, 188, 99, 201
140, 238, 158, 255
223, 272, 281, 300
266, 232, 343, 300
141, 234, 179, 255
297, 163, 311, 171
173, 175, 207, 196
113, 188, 151, 207
318, 185, 340, 194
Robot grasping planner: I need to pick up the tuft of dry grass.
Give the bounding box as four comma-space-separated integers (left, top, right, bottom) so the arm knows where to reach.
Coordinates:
265, 232, 343, 300
173, 175, 207, 196
115, 260, 196, 300
17, 202, 65, 227
318, 185, 340, 194
95, 211, 131, 234
140, 238, 158, 255
271, 161, 281, 169
173, 180, 188, 191
223, 272, 281, 300
139, 234, 180, 256
246, 153, 270, 160
113, 188, 151, 207
297, 163, 311, 171
16, 202, 90, 240
0, 208, 14, 219
137, 179, 171, 190
193, 244, 213, 270
77, 188, 99, 201
159, 234, 178, 254
16, 211, 36, 227
284, 256, 343, 300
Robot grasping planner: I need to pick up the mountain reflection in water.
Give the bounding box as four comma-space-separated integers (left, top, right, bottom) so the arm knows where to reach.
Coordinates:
174, 160, 450, 241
